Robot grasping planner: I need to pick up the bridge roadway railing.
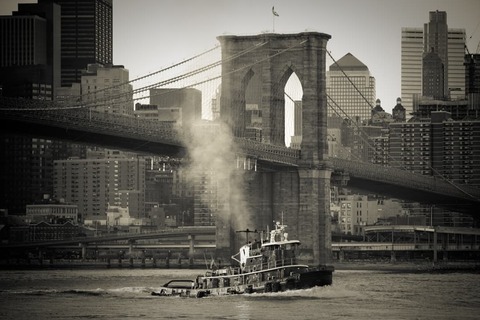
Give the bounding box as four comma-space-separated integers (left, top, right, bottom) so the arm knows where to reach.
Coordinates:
2, 98, 479, 201
330, 157, 480, 201
234, 138, 300, 166
234, 139, 480, 202
0, 98, 183, 146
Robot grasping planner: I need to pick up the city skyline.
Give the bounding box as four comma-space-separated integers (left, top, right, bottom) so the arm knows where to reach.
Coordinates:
1, 0, 479, 113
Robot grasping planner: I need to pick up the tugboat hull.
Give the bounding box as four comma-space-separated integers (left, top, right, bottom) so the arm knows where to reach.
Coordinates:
151, 223, 334, 298
151, 265, 334, 298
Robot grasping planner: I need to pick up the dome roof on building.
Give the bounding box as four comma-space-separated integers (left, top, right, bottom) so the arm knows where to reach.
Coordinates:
372, 99, 384, 112
393, 99, 405, 111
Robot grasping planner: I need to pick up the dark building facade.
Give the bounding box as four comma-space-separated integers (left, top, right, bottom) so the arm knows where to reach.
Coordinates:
0, 0, 61, 99
423, 10, 449, 98
422, 50, 445, 100
465, 53, 480, 111
0, 0, 110, 215
0, 135, 86, 215
54, 0, 113, 87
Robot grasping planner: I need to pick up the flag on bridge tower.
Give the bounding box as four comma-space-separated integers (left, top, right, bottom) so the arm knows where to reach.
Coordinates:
272, 6, 279, 16
272, 6, 279, 32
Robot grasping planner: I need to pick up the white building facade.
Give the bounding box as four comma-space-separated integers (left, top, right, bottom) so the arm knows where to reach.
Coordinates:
327, 53, 376, 123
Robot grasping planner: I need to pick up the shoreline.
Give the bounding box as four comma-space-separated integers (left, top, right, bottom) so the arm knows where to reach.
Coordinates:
0, 260, 479, 273
332, 261, 480, 273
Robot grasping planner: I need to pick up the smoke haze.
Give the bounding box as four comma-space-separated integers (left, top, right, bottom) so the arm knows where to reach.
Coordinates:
181, 119, 251, 231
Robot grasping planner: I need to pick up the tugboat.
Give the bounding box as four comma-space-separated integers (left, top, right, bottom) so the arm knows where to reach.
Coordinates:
151, 222, 334, 297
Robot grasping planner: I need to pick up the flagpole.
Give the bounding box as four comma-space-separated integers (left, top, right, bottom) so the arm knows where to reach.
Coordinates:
271, 6, 279, 33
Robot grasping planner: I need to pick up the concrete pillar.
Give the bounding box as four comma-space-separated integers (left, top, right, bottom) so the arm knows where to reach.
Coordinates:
128, 241, 134, 256
166, 251, 171, 268
390, 250, 396, 262
81, 243, 87, 262
433, 227, 438, 263
188, 234, 195, 267
339, 250, 344, 262
141, 250, 146, 268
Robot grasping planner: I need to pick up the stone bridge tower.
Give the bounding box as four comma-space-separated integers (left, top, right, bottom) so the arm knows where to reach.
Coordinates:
217, 32, 332, 266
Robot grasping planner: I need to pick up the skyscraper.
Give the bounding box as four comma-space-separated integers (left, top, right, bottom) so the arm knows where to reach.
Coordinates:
327, 53, 376, 123
422, 50, 445, 100
401, 11, 466, 118
1, 1, 61, 214
424, 10, 449, 97
401, 27, 424, 118
54, 0, 113, 87
465, 53, 480, 110
0, 0, 111, 215
0, 0, 61, 99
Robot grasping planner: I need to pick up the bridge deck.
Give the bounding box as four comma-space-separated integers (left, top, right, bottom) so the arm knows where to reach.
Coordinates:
1, 99, 479, 203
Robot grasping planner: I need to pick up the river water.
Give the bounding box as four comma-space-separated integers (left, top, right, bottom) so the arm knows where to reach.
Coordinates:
0, 267, 478, 320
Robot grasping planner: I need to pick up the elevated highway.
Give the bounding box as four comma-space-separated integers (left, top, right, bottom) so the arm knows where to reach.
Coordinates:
0, 226, 216, 249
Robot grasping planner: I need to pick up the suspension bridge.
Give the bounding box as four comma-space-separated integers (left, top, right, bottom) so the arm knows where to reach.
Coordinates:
1, 98, 479, 204
1, 32, 479, 265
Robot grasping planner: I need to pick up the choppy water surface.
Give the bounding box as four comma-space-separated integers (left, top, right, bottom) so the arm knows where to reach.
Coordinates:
0, 268, 478, 319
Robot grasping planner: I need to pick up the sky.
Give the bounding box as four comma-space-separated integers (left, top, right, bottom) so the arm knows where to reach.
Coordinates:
1, 0, 480, 114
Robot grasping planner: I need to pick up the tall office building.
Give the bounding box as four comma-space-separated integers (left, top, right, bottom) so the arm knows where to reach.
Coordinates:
422, 50, 445, 100
55, 0, 113, 87
423, 11, 449, 97
0, 0, 83, 214
0, 0, 111, 216
401, 11, 466, 118
465, 53, 480, 110
327, 53, 376, 122
0, 0, 61, 99
401, 28, 424, 118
